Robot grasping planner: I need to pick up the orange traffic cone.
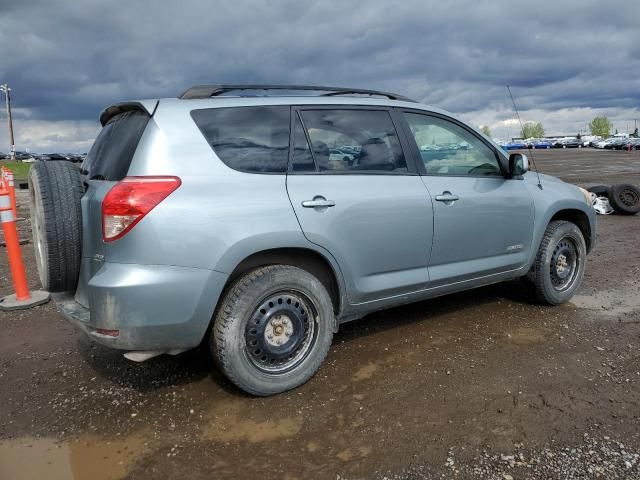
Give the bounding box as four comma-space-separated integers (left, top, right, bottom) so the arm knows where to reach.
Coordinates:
0, 186, 50, 311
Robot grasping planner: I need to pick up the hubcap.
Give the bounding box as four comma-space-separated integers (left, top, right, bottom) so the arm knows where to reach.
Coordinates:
245, 292, 316, 373
550, 237, 579, 291
264, 314, 294, 347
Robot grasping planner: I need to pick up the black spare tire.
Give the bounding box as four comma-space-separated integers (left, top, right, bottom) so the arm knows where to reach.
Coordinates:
28, 161, 84, 292
607, 184, 640, 215
586, 185, 609, 197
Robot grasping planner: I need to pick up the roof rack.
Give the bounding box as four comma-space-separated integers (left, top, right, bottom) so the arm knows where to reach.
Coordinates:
178, 84, 416, 102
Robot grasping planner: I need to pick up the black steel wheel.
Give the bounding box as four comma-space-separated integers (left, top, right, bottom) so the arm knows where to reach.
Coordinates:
549, 238, 580, 292
527, 220, 587, 305
244, 292, 316, 373
212, 265, 334, 396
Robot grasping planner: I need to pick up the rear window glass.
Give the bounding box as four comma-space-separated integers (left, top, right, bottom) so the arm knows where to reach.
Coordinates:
83, 110, 150, 180
191, 106, 290, 173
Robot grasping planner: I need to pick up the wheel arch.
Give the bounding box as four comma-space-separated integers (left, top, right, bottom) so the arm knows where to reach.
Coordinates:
224, 247, 344, 320
549, 208, 593, 253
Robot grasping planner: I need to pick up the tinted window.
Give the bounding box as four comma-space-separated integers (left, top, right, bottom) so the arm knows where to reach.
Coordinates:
192, 106, 290, 173
297, 110, 407, 173
83, 110, 150, 180
403, 113, 502, 176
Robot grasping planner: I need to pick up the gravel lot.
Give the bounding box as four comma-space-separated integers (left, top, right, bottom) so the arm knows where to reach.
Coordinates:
1, 149, 639, 479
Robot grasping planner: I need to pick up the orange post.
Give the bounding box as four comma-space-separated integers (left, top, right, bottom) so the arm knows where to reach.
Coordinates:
0, 185, 50, 311
0, 187, 29, 300
6, 170, 17, 218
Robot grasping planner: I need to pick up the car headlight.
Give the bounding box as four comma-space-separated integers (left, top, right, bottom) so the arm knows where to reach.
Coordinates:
578, 187, 592, 205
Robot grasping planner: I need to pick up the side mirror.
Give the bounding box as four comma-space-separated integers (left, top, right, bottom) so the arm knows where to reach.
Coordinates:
509, 153, 529, 177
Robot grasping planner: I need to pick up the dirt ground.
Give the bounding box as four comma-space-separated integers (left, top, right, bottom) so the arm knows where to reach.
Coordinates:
1, 149, 639, 479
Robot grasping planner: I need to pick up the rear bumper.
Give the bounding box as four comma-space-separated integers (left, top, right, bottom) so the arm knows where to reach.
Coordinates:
55, 262, 228, 351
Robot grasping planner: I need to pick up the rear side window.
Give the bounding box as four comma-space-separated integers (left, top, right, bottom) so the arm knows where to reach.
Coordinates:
191, 106, 290, 173
83, 110, 150, 180
294, 109, 407, 173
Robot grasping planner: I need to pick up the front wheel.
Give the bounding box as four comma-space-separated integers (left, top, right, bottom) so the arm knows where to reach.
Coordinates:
211, 265, 334, 396
527, 220, 587, 305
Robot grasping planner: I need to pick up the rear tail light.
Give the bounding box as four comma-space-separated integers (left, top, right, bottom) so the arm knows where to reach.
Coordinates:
102, 176, 181, 242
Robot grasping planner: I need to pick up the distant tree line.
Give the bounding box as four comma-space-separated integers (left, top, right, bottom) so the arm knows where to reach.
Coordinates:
481, 115, 636, 140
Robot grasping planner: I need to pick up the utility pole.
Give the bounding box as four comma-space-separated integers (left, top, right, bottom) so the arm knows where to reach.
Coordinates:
0, 84, 16, 160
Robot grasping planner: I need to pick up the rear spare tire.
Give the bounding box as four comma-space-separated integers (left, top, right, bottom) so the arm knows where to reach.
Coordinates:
28, 161, 84, 292
607, 184, 640, 215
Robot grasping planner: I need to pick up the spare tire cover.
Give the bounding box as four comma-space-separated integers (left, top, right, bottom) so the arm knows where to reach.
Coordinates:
28, 161, 84, 292
608, 184, 640, 215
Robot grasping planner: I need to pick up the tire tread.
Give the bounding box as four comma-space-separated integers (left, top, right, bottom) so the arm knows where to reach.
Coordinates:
29, 161, 83, 292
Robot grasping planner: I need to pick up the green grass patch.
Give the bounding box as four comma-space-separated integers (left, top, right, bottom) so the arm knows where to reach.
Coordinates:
0, 161, 31, 181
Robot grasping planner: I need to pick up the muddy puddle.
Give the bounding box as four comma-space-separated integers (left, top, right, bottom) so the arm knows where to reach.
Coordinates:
0, 430, 150, 480
204, 399, 303, 443
570, 283, 640, 318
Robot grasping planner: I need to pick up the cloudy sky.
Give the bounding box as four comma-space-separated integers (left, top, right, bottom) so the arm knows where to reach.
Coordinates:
0, 0, 639, 152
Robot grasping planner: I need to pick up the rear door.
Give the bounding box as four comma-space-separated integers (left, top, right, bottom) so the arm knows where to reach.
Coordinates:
75, 109, 152, 305
286, 107, 433, 304
399, 110, 534, 286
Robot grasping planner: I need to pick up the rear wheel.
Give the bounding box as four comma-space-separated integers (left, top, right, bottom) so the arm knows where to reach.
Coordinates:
527, 220, 586, 305
28, 161, 84, 292
211, 265, 334, 396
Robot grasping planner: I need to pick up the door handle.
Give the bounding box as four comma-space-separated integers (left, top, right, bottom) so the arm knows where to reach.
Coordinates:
434, 192, 459, 202
302, 197, 336, 208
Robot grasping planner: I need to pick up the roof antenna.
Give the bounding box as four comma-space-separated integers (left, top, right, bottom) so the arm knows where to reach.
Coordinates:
507, 85, 543, 190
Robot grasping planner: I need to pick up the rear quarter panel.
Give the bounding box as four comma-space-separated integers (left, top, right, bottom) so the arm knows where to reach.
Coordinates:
106, 101, 344, 285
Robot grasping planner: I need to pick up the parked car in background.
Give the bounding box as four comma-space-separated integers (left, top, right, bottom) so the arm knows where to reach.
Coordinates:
48, 153, 72, 161
504, 140, 527, 150
604, 138, 628, 150
67, 153, 86, 163
329, 149, 355, 163
581, 135, 600, 147
614, 138, 640, 150
529, 138, 552, 149
13, 151, 34, 161
594, 138, 615, 148
553, 138, 583, 148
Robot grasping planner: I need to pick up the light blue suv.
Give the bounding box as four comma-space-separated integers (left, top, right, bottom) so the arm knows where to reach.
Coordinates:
29, 85, 596, 396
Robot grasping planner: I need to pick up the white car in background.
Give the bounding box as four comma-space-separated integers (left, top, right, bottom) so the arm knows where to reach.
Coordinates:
580, 135, 600, 147
595, 138, 616, 149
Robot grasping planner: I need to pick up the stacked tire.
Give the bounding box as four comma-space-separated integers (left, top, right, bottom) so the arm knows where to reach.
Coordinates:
587, 184, 640, 215
28, 161, 84, 292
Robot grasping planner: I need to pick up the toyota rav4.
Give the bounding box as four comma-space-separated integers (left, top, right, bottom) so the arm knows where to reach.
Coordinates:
29, 84, 596, 396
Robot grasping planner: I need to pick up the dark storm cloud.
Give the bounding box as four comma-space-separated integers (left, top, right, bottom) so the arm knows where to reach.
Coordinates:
0, 0, 639, 134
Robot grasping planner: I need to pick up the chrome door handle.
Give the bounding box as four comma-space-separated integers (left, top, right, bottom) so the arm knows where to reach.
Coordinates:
302, 197, 336, 208
434, 192, 459, 202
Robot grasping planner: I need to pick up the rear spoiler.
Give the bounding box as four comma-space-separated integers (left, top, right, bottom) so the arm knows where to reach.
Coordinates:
99, 100, 159, 126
